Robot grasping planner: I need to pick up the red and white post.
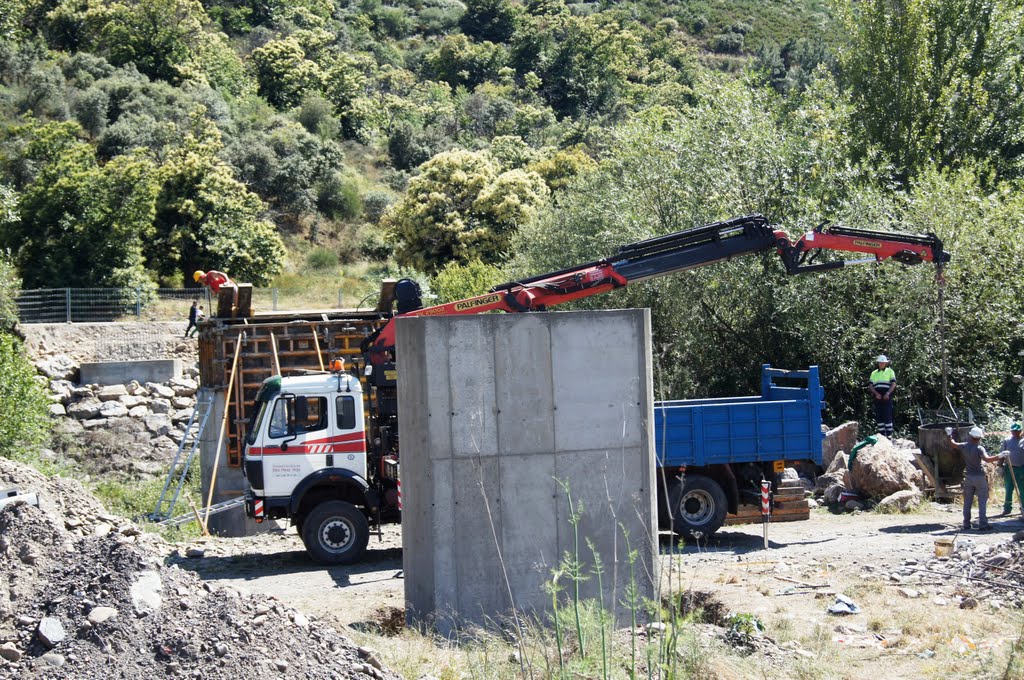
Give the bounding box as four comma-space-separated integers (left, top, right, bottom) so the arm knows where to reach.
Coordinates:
761, 480, 771, 550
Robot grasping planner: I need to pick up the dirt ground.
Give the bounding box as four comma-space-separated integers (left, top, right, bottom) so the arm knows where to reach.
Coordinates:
20, 322, 198, 363
166, 503, 1024, 679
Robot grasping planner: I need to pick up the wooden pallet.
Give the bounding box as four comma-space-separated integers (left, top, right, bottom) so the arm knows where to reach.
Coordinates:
724, 480, 811, 525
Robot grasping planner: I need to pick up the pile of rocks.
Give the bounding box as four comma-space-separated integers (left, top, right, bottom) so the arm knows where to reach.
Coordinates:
868, 532, 1024, 611
0, 456, 396, 678
36, 355, 201, 478
814, 436, 927, 511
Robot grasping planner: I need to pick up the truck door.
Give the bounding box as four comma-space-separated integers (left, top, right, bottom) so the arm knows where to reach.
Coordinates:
261, 395, 329, 497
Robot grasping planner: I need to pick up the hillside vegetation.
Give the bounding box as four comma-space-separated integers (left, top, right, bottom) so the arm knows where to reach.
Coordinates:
1, 0, 1024, 429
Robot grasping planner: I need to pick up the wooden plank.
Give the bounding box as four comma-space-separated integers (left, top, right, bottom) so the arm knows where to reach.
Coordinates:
216, 286, 235, 318
236, 283, 253, 317
725, 512, 810, 526
915, 452, 939, 491
375, 279, 397, 312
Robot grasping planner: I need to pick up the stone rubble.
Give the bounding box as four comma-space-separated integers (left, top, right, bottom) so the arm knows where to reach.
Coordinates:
0, 455, 396, 679
859, 532, 1024, 612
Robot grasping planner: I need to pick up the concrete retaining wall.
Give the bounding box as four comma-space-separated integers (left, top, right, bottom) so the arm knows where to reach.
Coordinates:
398, 310, 657, 632
80, 359, 181, 386
198, 389, 259, 535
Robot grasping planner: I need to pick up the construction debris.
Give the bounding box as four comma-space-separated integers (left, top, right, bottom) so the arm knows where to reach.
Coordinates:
0, 456, 397, 678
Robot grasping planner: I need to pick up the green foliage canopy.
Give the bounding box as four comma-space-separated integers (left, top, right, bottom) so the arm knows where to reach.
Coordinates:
386, 149, 549, 275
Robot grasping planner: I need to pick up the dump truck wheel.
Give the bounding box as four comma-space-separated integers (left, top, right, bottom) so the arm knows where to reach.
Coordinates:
668, 475, 727, 540
302, 500, 369, 565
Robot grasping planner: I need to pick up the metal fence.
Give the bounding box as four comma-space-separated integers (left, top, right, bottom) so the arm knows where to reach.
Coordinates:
15, 287, 347, 323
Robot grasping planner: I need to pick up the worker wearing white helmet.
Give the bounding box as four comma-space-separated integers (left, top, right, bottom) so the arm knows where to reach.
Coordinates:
869, 354, 897, 437
950, 425, 1002, 531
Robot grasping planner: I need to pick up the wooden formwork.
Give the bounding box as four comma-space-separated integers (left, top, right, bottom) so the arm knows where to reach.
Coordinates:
198, 311, 387, 467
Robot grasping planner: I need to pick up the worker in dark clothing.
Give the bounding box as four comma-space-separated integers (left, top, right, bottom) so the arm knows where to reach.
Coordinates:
951, 426, 1002, 530
184, 301, 199, 338
1001, 423, 1024, 516
870, 354, 897, 437
187, 305, 204, 338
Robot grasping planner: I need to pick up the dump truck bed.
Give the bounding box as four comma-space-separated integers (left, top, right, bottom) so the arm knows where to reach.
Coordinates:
655, 365, 825, 468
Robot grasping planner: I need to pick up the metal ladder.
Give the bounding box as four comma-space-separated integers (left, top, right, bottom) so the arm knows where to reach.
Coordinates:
148, 395, 213, 523
160, 496, 246, 528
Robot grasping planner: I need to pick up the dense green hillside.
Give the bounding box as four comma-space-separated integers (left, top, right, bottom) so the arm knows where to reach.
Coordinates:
2, 0, 1024, 428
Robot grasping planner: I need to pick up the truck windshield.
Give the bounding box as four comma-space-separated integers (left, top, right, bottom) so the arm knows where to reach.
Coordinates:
245, 401, 267, 446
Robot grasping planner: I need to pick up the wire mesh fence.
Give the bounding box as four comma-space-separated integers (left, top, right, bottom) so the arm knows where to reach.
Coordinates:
15, 287, 348, 323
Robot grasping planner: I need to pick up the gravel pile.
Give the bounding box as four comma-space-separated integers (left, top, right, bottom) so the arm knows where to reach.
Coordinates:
0, 457, 397, 679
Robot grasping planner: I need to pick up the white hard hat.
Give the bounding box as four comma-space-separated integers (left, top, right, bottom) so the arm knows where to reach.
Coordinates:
876, 355, 889, 363
969, 426, 984, 439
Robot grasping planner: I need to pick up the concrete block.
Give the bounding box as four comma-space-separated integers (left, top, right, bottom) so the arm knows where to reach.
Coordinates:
80, 360, 181, 386
398, 310, 656, 632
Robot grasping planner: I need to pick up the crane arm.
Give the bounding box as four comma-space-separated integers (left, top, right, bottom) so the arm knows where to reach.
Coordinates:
362, 215, 949, 364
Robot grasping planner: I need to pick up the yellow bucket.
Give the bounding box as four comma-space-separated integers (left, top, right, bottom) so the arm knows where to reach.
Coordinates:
934, 538, 954, 557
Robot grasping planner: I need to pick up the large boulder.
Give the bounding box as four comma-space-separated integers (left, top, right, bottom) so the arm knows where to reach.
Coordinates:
97, 385, 127, 402
170, 378, 198, 397
67, 399, 102, 420
849, 436, 920, 498
877, 489, 923, 512
34, 355, 78, 381
822, 421, 859, 470
98, 401, 128, 418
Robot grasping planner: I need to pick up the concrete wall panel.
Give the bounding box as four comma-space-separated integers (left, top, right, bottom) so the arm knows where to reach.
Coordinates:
494, 315, 555, 456
399, 310, 656, 631
80, 359, 181, 386
447, 320, 498, 458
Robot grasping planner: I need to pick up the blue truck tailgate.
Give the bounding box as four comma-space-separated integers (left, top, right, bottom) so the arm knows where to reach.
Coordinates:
655, 365, 825, 467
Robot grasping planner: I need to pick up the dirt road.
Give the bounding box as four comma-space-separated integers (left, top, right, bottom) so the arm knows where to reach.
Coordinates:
170, 505, 1024, 678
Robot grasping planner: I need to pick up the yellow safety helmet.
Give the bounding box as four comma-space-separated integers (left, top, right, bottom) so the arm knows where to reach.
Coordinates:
193, 270, 205, 283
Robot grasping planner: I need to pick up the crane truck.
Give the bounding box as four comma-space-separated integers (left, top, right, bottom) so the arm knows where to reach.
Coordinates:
241, 214, 949, 564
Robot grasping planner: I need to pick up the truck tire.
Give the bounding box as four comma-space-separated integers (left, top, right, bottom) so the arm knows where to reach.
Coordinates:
302, 500, 369, 565
668, 475, 727, 540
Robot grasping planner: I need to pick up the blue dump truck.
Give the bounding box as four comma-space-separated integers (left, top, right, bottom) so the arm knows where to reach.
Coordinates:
655, 365, 825, 539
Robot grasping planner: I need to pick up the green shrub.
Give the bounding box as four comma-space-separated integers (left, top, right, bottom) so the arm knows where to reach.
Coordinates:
431, 260, 504, 303
315, 173, 363, 221
362, 189, 395, 225
358, 228, 393, 262
0, 333, 50, 461
306, 246, 340, 270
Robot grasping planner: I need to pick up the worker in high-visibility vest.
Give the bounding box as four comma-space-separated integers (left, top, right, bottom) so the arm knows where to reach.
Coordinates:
869, 354, 897, 437
1000, 423, 1024, 516
193, 270, 233, 292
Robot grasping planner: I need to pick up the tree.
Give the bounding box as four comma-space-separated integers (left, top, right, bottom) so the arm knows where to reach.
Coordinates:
153, 115, 285, 285
250, 37, 323, 109
0, 332, 50, 461
0, 248, 19, 332
386, 149, 549, 274
81, 0, 208, 83
459, 0, 520, 43
837, 0, 1024, 179
2, 121, 159, 289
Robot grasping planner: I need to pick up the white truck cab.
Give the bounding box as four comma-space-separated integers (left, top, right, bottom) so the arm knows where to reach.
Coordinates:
243, 369, 373, 564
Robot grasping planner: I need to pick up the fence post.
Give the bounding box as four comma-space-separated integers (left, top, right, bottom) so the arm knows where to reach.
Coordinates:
272, 288, 278, 311
65, 288, 71, 323
337, 289, 343, 308
135, 287, 142, 318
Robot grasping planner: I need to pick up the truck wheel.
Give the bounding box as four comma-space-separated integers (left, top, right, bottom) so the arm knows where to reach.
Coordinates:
302, 501, 369, 565
668, 475, 727, 540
